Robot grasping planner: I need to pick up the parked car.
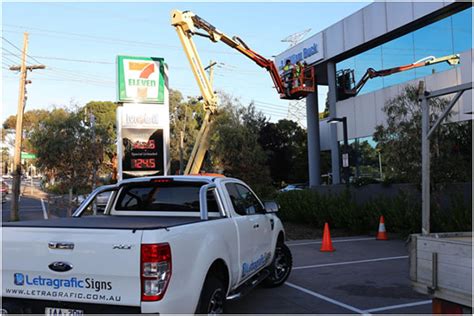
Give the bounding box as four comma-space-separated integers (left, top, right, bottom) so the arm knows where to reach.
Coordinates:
1, 181, 9, 203
2, 175, 292, 314
77, 191, 112, 213
279, 183, 308, 192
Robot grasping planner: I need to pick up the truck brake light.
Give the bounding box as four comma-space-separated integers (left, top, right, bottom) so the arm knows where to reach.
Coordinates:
141, 243, 172, 301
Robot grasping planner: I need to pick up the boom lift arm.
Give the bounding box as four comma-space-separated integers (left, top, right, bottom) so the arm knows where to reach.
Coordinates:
172, 10, 315, 100
336, 54, 460, 100
172, 10, 218, 175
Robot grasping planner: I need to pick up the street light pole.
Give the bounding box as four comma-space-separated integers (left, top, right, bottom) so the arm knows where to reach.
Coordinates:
328, 116, 350, 184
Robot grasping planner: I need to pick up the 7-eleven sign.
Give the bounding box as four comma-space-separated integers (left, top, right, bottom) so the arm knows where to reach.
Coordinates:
117, 56, 165, 103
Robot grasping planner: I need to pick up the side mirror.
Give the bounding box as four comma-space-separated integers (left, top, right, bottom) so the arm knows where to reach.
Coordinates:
264, 201, 279, 213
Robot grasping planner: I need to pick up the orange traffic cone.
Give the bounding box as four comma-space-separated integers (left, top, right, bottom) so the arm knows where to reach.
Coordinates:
320, 222, 335, 252
376, 216, 389, 240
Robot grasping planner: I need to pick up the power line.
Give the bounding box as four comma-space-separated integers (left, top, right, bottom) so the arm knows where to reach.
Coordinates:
32, 71, 113, 85
1, 36, 43, 64
2, 47, 22, 60
43, 3, 158, 24
46, 66, 113, 81
27, 72, 114, 88
3, 25, 240, 56
36, 77, 114, 88
24, 55, 114, 65
2, 48, 36, 67
3, 56, 21, 66
252, 102, 287, 110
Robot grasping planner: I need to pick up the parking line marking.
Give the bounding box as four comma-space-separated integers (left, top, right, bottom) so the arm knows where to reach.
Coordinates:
363, 300, 432, 313
293, 255, 409, 270
288, 237, 375, 246
285, 281, 366, 314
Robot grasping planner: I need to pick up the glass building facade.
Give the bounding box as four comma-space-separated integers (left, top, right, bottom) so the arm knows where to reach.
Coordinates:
329, 7, 473, 182
336, 7, 472, 98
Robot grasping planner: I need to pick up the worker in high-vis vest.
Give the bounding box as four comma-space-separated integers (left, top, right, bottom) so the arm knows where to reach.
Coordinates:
295, 61, 304, 87
282, 59, 294, 96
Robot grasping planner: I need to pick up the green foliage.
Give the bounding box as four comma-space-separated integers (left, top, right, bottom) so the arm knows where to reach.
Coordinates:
351, 177, 380, 187
277, 189, 471, 236
168, 89, 205, 174
209, 94, 273, 197
30, 108, 113, 193
80, 101, 117, 175
374, 85, 472, 184
348, 140, 380, 179
3, 109, 50, 131
3, 109, 52, 154
259, 119, 308, 185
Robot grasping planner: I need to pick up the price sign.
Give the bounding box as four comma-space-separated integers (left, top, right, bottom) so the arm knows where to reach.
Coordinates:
121, 128, 164, 177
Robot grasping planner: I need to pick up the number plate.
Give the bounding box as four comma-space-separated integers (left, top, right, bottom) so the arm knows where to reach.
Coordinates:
45, 307, 84, 316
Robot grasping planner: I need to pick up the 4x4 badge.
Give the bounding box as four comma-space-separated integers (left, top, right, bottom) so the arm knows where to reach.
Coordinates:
113, 244, 132, 250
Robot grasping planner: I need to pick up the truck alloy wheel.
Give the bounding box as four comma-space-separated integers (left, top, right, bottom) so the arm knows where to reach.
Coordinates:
197, 275, 226, 314
263, 243, 293, 287
208, 288, 225, 314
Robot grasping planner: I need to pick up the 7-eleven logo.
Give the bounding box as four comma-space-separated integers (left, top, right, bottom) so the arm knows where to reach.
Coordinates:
127, 62, 156, 99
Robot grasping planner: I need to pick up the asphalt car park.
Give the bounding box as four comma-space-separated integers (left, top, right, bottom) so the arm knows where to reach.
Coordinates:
227, 236, 432, 314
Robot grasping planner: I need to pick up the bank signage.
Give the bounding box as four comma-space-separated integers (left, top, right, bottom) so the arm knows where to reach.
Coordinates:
117, 55, 165, 103
274, 32, 324, 70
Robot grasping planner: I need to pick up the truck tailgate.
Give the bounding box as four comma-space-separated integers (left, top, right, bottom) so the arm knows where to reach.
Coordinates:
2, 227, 143, 306
409, 232, 472, 307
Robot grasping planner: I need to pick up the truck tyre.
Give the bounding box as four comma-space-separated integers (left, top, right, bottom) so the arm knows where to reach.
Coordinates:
196, 274, 226, 314
262, 243, 292, 288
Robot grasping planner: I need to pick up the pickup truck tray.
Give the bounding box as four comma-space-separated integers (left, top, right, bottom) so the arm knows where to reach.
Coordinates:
2, 215, 210, 230
409, 232, 472, 307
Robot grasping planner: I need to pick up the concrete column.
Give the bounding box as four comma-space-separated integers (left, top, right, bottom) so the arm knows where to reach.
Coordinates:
327, 61, 341, 184
306, 88, 321, 187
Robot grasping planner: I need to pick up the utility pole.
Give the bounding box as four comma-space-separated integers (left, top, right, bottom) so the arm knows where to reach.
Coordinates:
9, 32, 45, 221
90, 112, 98, 216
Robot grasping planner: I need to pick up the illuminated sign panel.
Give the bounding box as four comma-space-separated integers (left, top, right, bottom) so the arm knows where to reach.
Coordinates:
117, 103, 170, 179
117, 55, 165, 103
274, 32, 324, 70
121, 128, 164, 174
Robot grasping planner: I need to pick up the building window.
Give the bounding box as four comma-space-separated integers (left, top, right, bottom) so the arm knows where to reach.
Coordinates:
335, 7, 473, 100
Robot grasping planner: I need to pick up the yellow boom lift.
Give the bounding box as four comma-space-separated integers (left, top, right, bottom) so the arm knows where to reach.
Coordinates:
171, 9, 316, 174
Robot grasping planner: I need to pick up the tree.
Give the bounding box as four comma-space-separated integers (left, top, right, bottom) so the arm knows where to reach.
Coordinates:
80, 101, 117, 177
373, 85, 472, 184
30, 109, 112, 213
3, 109, 50, 132
259, 119, 308, 185
348, 140, 379, 179
168, 89, 206, 174
208, 95, 273, 196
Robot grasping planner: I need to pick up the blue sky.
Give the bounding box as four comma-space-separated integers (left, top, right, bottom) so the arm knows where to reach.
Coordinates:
2, 1, 370, 124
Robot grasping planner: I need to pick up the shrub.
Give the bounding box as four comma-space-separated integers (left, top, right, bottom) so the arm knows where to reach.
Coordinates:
276, 189, 471, 237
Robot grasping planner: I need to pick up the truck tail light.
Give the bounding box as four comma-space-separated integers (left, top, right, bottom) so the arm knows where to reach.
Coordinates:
141, 243, 172, 301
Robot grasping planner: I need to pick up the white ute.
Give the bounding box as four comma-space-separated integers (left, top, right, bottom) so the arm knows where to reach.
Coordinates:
2, 175, 292, 314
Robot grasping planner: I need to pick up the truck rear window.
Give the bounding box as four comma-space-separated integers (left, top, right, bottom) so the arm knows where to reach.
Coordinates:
115, 181, 219, 213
